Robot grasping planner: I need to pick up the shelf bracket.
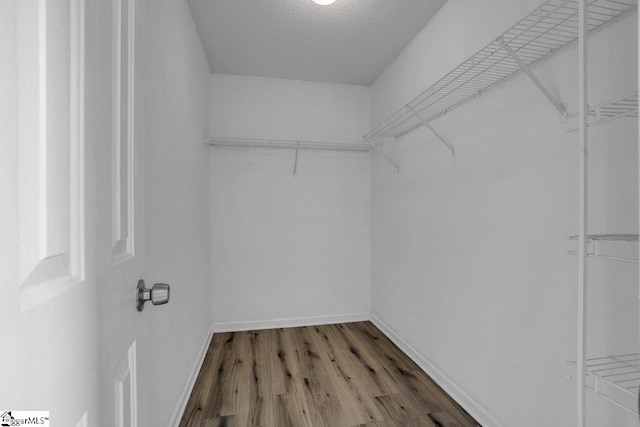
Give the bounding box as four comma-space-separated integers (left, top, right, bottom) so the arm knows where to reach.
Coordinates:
363, 138, 399, 172
409, 108, 455, 156
292, 142, 300, 176
500, 38, 568, 118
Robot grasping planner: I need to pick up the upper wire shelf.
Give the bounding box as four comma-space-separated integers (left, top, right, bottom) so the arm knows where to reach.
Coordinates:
567, 92, 639, 132
363, 0, 637, 142
206, 137, 370, 152
567, 354, 640, 415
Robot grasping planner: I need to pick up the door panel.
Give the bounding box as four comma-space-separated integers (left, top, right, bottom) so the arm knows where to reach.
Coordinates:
1, 0, 98, 425
17, 0, 85, 312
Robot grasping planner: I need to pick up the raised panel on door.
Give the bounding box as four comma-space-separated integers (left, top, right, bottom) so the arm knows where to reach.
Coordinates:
112, 0, 136, 264
17, 0, 86, 312
114, 342, 138, 427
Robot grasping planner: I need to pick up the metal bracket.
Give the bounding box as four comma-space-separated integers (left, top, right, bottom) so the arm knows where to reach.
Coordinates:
293, 142, 300, 176
409, 108, 455, 156
594, 106, 602, 123
499, 37, 568, 118
362, 138, 399, 173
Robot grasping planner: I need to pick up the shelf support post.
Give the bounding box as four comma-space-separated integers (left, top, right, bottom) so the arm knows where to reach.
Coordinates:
499, 38, 568, 118
577, 0, 588, 426
409, 108, 455, 156
362, 138, 399, 173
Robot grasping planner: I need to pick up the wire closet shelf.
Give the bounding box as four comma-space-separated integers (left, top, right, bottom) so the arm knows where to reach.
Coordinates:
566, 234, 639, 263
206, 137, 370, 152
567, 92, 639, 132
567, 354, 640, 415
363, 0, 638, 143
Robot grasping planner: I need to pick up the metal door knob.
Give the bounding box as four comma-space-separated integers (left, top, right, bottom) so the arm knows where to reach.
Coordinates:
137, 280, 170, 311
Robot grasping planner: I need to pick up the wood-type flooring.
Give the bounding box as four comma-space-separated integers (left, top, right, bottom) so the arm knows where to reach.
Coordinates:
179, 321, 481, 427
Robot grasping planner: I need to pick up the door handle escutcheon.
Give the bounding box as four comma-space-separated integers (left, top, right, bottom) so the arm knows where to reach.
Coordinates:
137, 279, 170, 311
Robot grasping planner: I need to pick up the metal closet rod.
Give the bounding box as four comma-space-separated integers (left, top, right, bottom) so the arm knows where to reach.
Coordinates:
205, 136, 370, 152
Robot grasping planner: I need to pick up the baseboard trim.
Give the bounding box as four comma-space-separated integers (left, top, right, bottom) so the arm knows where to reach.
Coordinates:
370, 312, 504, 427
212, 312, 370, 333
166, 323, 214, 427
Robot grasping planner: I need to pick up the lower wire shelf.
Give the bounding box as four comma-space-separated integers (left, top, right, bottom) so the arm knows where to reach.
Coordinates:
566, 93, 639, 133
566, 234, 639, 263
567, 354, 640, 415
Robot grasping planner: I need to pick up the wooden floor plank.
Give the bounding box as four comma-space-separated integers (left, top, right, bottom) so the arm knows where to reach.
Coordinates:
237, 330, 275, 426
309, 326, 384, 425
373, 394, 421, 425
290, 326, 329, 379
329, 372, 384, 426
301, 374, 350, 427
335, 324, 401, 397
407, 368, 480, 425
179, 334, 223, 427
201, 415, 237, 427
179, 322, 481, 427
274, 392, 314, 427
203, 332, 247, 419
426, 410, 474, 427
311, 324, 362, 382
269, 328, 303, 395
355, 322, 420, 372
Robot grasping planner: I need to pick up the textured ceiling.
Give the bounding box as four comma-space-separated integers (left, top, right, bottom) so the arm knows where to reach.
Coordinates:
187, 0, 447, 86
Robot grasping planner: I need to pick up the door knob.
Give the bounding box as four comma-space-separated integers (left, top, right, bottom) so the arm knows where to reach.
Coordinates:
137, 279, 170, 311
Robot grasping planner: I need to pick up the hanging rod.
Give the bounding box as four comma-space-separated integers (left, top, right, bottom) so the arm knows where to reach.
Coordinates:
205, 136, 370, 152
363, 0, 637, 143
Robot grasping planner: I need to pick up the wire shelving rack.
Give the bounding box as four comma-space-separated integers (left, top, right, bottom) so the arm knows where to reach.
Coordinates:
566, 0, 638, 424
363, 0, 637, 146
360, 0, 639, 423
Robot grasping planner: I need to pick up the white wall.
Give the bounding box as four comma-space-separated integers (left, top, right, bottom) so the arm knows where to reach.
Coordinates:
370, 1, 638, 427
141, 1, 211, 426
209, 74, 371, 329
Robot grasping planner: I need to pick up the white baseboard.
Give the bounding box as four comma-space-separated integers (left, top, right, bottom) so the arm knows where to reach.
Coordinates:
166, 323, 214, 427
212, 312, 370, 333
370, 312, 504, 427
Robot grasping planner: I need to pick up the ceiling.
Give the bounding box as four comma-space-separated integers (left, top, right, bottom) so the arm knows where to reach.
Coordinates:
187, 0, 447, 86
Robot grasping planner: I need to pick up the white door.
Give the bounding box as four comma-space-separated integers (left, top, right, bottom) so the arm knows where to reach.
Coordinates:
1, 1, 154, 426
97, 0, 150, 425
0, 0, 97, 426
